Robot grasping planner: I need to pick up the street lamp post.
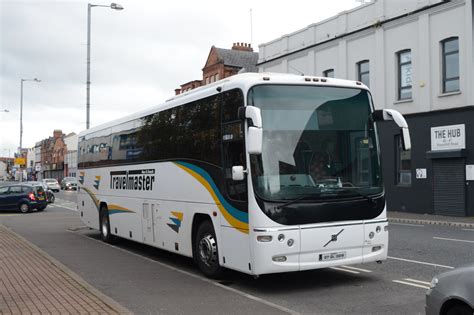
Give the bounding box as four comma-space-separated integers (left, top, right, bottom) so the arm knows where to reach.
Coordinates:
19, 78, 40, 182
86, 2, 123, 130
20, 78, 41, 151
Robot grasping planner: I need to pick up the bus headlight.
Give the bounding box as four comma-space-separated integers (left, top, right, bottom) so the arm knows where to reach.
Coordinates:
372, 246, 382, 252
287, 239, 294, 247
376, 226, 381, 233
430, 277, 438, 289
369, 232, 375, 239
257, 235, 272, 242
272, 256, 287, 262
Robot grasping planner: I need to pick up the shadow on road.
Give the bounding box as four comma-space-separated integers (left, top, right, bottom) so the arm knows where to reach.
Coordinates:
80, 230, 375, 294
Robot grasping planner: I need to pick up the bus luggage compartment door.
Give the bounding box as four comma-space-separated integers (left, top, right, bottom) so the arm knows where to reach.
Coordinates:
299, 224, 364, 270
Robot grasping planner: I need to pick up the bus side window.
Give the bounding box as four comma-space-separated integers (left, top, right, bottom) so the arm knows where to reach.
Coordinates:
223, 139, 247, 201
222, 89, 247, 202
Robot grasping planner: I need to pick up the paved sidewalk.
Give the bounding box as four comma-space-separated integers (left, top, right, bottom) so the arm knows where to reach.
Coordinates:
388, 211, 474, 228
0, 225, 131, 315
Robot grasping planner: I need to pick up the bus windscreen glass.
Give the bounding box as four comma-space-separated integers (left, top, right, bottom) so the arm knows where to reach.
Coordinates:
249, 85, 383, 211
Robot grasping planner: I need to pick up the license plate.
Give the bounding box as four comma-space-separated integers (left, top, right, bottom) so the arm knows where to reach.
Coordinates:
319, 251, 346, 261
38, 197, 45, 201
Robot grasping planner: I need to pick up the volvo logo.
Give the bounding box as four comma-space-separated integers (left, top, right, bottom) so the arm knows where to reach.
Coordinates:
323, 229, 345, 247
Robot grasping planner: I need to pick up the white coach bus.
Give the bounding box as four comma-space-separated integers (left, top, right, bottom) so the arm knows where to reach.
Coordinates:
77, 73, 411, 278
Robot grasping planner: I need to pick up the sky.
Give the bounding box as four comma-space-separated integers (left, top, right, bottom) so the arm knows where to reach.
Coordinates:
0, 0, 362, 157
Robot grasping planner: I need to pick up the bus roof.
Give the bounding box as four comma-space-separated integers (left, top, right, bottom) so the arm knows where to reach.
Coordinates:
78, 72, 369, 138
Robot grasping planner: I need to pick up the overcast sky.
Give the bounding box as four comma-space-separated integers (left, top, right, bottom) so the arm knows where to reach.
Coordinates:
0, 0, 361, 156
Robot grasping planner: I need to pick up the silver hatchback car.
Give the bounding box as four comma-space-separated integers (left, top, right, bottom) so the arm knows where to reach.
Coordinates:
426, 264, 474, 315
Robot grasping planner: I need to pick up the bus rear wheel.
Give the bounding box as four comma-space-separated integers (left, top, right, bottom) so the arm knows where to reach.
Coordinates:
195, 220, 223, 278
100, 206, 115, 244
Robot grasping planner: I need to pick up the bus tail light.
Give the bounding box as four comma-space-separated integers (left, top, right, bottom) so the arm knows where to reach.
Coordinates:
257, 235, 272, 242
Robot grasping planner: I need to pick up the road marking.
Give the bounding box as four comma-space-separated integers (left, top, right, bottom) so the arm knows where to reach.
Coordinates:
69, 230, 300, 315
329, 267, 360, 274
462, 229, 474, 232
341, 265, 372, 273
387, 256, 454, 269
433, 237, 474, 244
390, 223, 425, 227
392, 280, 430, 290
404, 278, 430, 286
50, 204, 77, 211
0, 214, 21, 217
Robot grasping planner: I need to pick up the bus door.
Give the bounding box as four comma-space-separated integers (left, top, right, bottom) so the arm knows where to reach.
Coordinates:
142, 201, 159, 244
219, 89, 251, 273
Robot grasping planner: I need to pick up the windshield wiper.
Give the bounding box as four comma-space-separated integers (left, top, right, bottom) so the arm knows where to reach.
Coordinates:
272, 195, 319, 211
329, 188, 379, 206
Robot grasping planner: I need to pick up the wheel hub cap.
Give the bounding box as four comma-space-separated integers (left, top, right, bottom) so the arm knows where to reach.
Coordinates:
199, 234, 217, 266
102, 217, 108, 237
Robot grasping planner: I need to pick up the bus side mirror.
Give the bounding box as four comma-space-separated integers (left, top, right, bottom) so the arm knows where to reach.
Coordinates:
232, 166, 247, 181
239, 106, 262, 128
372, 109, 411, 151
239, 106, 263, 154
248, 127, 262, 154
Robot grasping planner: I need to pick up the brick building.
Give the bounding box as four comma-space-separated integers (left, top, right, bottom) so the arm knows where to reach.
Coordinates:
175, 42, 258, 95
40, 130, 67, 180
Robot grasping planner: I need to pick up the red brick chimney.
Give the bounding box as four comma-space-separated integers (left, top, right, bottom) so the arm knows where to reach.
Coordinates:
232, 42, 253, 52
175, 88, 181, 95
53, 130, 63, 139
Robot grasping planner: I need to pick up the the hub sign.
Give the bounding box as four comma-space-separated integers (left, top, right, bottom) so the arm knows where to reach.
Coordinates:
431, 124, 465, 151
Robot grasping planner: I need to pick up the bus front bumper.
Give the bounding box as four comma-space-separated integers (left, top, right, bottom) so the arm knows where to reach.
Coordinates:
251, 221, 388, 275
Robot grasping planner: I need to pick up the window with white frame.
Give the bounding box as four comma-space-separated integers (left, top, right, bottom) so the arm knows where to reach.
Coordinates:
323, 69, 334, 78
395, 135, 411, 186
397, 50, 412, 100
357, 60, 370, 87
441, 37, 459, 93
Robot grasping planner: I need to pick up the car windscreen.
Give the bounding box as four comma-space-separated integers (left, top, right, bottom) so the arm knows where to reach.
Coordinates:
34, 186, 45, 195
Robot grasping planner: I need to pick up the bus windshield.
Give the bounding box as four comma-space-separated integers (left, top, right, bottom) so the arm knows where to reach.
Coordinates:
248, 84, 382, 202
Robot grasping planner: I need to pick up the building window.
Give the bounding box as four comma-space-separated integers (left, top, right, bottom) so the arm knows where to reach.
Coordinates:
397, 50, 412, 100
323, 69, 334, 78
395, 135, 411, 186
441, 37, 459, 93
357, 60, 370, 87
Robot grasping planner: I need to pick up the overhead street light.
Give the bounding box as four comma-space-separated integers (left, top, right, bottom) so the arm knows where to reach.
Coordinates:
86, 2, 124, 130
20, 78, 41, 151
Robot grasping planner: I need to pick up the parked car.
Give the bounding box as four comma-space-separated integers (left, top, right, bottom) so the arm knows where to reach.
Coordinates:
426, 264, 474, 315
0, 183, 48, 213
25, 181, 55, 203
42, 178, 61, 192
61, 177, 78, 191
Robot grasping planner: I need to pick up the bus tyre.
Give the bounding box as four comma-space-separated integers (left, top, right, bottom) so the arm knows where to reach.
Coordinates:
19, 203, 30, 213
195, 220, 223, 278
100, 206, 115, 244
445, 302, 473, 315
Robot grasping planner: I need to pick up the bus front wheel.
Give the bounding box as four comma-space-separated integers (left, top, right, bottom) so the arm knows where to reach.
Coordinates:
195, 220, 223, 278
100, 206, 115, 244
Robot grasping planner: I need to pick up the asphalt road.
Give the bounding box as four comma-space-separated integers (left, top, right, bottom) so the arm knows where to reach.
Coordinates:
1, 192, 473, 315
